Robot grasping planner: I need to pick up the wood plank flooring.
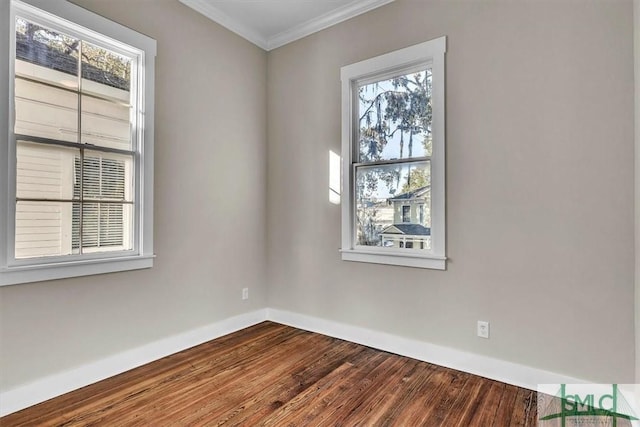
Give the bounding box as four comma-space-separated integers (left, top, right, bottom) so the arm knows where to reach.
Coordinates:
1, 322, 538, 426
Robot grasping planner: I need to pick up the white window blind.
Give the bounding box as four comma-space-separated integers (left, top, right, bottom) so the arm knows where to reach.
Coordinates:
72, 156, 126, 250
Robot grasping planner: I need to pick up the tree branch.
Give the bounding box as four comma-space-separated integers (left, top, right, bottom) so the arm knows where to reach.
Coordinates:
358, 90, 406, 122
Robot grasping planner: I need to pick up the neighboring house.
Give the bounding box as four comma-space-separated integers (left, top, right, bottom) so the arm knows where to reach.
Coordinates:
355, 198, 394, 246
364, 199, 394, 231
14, 33, 131, 259
380, 186, 431, 250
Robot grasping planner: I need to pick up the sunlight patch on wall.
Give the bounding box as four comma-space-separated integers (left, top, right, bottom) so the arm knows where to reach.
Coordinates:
329, 150, 341, 204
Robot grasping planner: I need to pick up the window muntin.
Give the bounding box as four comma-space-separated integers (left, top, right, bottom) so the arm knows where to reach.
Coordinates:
341, 37, 446, 269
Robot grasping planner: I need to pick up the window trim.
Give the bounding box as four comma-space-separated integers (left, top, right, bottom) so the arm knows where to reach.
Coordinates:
0, 0, 156, 286
340, 37, 446, 270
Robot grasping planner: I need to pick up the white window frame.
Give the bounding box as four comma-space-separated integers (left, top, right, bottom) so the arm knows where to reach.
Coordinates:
0, 0, 156, 286
340, 37, 447, 270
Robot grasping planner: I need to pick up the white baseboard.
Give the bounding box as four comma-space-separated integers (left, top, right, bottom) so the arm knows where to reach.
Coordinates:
266, 308, 588, 390
0, 309, 268, 417
1, 306, 589, 417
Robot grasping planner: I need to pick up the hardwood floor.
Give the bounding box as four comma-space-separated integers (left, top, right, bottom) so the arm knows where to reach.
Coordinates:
1, 322, 538, 426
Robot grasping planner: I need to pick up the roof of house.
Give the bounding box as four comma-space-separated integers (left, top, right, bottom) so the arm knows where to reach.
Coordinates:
388, 185, 430, 201
16, 33, 130, 91
381, 223, 431, 236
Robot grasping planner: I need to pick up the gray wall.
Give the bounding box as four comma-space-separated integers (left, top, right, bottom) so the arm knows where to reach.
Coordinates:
0, 0, 268, 391
266, 0, 635, 382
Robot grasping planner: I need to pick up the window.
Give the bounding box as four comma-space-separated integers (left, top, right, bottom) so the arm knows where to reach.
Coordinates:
340, 37, 446, 269
0, 0, 156, 286
402, 206, 411, 223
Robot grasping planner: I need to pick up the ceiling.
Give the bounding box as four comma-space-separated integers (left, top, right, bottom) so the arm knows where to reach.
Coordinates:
178, 0, 394, 51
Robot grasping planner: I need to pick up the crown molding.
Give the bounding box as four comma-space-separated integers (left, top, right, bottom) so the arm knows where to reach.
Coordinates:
178, 0, 269, 50
267, 0, 394, 50
179, 0, 394, 52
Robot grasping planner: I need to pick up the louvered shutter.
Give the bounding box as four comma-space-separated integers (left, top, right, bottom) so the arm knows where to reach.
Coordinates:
72, 156, 125, 249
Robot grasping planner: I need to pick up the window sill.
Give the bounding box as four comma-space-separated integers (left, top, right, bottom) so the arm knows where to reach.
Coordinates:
0, 254, 155, 286
340, 249, 446, 270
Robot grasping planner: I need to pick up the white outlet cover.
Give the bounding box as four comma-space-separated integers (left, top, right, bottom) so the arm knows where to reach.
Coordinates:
477, 321, 489, 339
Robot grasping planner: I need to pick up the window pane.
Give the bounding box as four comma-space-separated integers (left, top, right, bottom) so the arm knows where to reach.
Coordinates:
15, 18, 79, 142
15, 201, 74, 259
16, 141, 78, 200
81, 150, 133, 202
81, 94, 132, 150
355, 161, 431, 250
81, 41, 132, 150
402, 205, 411, 223
76, 203, 132, 252
81, 41, 130, 91
357, 69, 432, 162
14, 78, 79, 142
15, 18, 79, 82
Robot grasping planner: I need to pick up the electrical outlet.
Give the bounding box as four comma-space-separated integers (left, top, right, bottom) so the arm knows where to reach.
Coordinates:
242, 288, 249, 300
477, 321, 489, 339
